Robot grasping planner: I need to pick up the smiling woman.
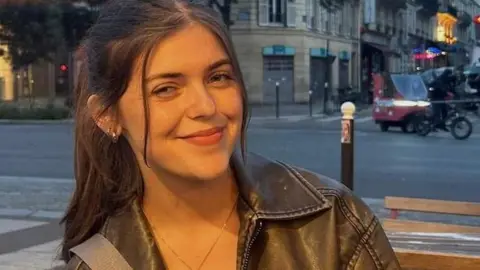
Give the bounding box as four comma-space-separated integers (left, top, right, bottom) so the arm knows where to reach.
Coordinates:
61, 1, 401, 270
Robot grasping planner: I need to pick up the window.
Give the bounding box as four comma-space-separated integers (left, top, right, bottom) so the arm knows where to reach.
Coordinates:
269, 0, 283, 23
331, 10, 338, 34
305, 0, 315, 29
320, 6, 328, 32
259, 0, 296, 27
344, 3, 352, 36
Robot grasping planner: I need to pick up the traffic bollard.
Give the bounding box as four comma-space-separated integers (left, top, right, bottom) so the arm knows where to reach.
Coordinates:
275, 82, 280, 119
340, 102, 355, 191
308, 90, 313, 117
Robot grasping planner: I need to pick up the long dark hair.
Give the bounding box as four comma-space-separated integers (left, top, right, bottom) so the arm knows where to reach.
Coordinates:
60, 0, 249, 261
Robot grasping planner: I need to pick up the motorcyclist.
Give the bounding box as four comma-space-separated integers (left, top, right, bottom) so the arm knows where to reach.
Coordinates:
428, 69, 452, 131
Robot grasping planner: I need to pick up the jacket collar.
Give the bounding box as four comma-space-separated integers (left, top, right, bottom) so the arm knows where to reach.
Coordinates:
231, 152, 331, 220
100, 152, 331, 269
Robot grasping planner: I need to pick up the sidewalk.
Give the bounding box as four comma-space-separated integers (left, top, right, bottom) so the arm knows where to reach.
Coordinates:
0, 197, 479, 269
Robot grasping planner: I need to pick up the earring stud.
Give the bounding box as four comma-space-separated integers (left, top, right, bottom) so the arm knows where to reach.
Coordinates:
108, 127, 118, 143
111, 132, 118, 143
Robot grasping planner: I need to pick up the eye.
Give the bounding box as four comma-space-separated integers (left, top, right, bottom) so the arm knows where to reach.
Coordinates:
209, 72, 233, 87
152, 86, 178, 98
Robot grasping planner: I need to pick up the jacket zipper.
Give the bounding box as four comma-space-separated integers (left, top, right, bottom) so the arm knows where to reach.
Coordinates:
241, 220, 263, 270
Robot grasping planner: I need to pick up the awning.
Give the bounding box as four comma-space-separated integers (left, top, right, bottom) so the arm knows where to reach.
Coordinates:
363, 42, 401, 57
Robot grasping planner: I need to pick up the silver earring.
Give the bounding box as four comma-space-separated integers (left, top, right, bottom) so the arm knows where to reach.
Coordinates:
108, 127, 118, 143
111, 132, 118, 143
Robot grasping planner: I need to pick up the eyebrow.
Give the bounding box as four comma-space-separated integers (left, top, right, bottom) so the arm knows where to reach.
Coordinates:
145, 58, 232, 82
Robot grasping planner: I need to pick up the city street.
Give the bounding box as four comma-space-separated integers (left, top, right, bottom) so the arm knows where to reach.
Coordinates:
0, 115, 480, 210
0, 114, 479, 268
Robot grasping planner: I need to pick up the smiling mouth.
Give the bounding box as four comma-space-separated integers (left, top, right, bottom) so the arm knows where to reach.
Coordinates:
181, 127, 225, 146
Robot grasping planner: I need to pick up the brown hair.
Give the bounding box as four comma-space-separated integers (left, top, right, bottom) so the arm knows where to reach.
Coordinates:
60, 0, 249, 261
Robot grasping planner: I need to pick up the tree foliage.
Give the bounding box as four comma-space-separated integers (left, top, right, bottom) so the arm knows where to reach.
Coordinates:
59, 2, 99, 49
205, 0, 234, 28
0, 0, 101, 69
0, 2, 63, 70
0, 0, 349, 70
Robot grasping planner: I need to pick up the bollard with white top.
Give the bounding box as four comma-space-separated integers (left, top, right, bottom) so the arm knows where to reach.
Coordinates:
340, 102, 355, 190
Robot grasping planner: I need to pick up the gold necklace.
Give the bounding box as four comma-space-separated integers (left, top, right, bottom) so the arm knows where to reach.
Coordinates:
151, 193, 239, 270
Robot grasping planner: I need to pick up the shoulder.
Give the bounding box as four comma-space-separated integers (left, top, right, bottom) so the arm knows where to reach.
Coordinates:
65, 255, 91, 270
246, 152, 376, 230
246, 153, 399, 268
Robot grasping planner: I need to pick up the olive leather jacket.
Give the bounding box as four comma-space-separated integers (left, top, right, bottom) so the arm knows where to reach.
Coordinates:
66, 153, 400, 270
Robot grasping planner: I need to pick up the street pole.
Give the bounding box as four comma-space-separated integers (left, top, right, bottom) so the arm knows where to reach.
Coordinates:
275, 81, 280, 119
324, 38, 330, 114
341, 102, 356, 190
309, 89, 313, 117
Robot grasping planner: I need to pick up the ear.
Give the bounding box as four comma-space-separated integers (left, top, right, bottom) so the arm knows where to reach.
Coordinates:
87, 94, 122, 138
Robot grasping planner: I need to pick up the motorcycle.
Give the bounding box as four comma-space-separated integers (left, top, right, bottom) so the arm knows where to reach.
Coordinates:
414, 99, 473, 140
415, 68, 474, 140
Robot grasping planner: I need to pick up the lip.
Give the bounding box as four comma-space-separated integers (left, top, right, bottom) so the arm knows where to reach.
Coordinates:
180, 127, 225, 146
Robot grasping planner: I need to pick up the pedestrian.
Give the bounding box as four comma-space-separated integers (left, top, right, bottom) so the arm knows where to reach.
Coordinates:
61, 0, 400, 269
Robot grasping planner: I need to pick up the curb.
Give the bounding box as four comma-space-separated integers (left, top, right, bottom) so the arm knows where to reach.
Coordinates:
250, 108, 372, 122
0, 119, 74, 125
0, 208, 63, 220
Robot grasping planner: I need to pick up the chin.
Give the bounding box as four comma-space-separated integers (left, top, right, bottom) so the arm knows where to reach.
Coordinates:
189, 166, 229, 181
154, 150, 232, 181
187, 154, 231, 181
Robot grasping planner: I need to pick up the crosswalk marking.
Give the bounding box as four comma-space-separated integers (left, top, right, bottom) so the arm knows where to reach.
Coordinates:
0, 239, 63, 270
0, 219, 47, 235
0, 218, 62, 270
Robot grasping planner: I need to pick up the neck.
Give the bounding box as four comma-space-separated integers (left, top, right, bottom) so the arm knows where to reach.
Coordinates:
141, 165, 238, 229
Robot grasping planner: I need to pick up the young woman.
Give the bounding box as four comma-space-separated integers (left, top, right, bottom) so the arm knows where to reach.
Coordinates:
62, 0, 400, 269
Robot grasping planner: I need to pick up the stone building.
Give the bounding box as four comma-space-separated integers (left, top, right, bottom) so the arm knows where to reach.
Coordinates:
230, 0, 360, 105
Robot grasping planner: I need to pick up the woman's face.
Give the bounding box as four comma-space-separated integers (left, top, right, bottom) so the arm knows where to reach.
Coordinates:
116, 23, 243, 181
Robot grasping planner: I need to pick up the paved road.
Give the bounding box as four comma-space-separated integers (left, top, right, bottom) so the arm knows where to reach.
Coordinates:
0, 116, 479, 209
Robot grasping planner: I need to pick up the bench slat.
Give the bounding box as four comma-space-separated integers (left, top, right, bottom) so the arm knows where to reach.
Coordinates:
394, 248, 480, 270
384, 196, 480, 216
383, 219, 480, 233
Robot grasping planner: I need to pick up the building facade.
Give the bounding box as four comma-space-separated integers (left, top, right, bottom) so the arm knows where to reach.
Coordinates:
1, 0, 480, 104
230, 0, 361, 105
230, 0, 480, 105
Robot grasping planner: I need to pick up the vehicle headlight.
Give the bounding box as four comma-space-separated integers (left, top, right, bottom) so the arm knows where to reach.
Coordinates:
392, 100, 418, 107
416, 101, 431, 107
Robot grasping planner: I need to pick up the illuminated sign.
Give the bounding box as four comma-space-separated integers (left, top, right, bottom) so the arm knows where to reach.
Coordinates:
474, 14, 480, 24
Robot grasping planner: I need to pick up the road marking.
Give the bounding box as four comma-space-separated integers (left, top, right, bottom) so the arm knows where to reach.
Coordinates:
0, 219, 47, 235
0, 239, 63, 270
314, 116, 342, 123
354, 116, 373, 123
0, 176, 72, 184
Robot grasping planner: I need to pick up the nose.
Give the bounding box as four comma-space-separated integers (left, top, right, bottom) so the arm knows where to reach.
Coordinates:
185, 83, 216, 119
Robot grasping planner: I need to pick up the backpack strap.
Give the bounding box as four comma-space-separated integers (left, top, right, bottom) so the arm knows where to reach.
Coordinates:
70, 233, 133, 270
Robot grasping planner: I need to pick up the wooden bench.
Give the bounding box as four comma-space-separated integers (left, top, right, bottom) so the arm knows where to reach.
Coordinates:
383, 196, 480, 233
394, 248, 480, 270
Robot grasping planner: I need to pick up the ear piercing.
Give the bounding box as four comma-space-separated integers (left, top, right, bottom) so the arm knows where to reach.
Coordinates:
108, 127, 119, 143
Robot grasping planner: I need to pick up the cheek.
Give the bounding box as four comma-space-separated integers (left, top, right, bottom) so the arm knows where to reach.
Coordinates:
117, 96, 146, 149
215, 87, 243, 121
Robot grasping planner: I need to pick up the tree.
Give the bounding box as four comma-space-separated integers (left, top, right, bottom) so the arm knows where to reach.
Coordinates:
59, 1, 99, 50
0, 1, 63, 70
206, 0, 234, 28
